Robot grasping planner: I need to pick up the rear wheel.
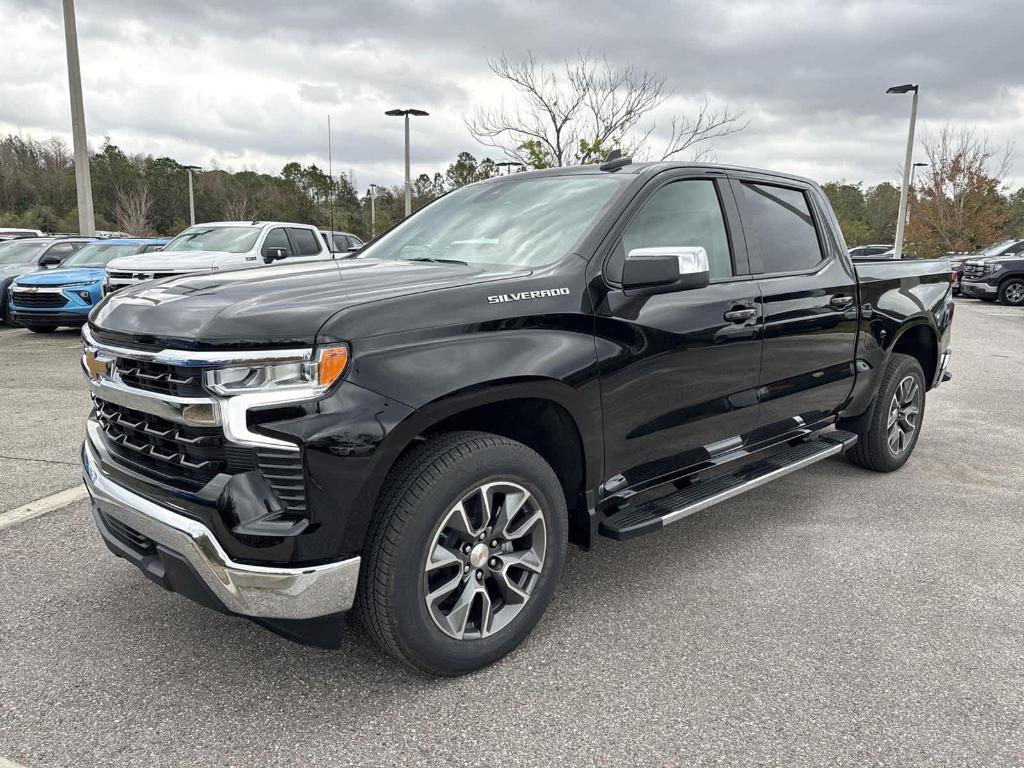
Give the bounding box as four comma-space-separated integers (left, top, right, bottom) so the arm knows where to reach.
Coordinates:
998, 278, 1024, 306
26, 324, 58, 333
847, 353, 926, 472
357, 431, 567, 676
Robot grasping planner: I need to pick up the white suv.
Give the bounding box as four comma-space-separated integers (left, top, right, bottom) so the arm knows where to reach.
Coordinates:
104, 221, 330, 293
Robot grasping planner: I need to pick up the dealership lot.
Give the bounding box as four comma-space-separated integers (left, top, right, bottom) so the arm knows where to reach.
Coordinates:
1, 300, 1022, 767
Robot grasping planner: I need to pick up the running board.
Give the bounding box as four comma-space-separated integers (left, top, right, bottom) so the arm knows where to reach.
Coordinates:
599, 430, 858, 541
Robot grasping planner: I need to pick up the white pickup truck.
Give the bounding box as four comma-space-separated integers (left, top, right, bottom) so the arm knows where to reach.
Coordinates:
103, 221, 332, 293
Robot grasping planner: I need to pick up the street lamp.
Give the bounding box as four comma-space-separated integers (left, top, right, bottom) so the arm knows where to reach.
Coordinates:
887, 83, 919, 260
385, 108, 429, 217
367, 184, 379, 238
182, 165, 202, 226
61, 0, 95, 236
495, 161, 525, 176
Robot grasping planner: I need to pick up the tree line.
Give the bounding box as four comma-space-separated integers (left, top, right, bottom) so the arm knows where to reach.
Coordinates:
0, 134, 505, 239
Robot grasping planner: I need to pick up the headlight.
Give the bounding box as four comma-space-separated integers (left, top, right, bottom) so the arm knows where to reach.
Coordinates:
205, 344, 350, 396
983, 264, 1002, 274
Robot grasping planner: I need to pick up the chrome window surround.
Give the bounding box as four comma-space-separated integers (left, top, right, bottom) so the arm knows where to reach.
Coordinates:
81, 326, 319, 451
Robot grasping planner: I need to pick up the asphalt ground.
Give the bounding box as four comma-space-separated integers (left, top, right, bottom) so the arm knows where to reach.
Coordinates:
1, 300, 1022, 767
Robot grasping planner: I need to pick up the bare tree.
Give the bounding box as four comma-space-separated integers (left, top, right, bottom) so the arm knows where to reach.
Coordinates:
110, 184, 153, 235
906, 124, 1014, 255
466, 52, 747, 168
221, 185, 252, 221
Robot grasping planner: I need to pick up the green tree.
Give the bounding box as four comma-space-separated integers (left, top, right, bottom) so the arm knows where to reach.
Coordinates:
864, 182, 900, 243
822, 182, 870, 246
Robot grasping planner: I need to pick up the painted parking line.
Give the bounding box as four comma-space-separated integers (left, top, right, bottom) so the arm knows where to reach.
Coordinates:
0, 484, 88, 530
0, 757, 28, 768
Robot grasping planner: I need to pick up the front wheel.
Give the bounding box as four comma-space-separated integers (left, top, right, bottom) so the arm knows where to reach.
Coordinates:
998, 278, 1024, 306
847, 353, 926, 472
357, 431, 567, 676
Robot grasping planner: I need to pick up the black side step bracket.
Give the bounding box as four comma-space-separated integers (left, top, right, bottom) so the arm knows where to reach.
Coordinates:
599, 430, 858, 541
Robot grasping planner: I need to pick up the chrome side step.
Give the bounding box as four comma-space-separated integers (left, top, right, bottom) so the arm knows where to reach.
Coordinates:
599, 430, 858, 541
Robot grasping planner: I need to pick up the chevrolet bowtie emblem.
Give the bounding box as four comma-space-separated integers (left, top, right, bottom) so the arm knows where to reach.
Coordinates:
83, 349, 110, 379
25, 286, 38, 293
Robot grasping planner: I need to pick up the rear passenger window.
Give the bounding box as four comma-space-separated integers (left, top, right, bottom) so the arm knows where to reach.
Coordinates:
740, 183, 823, 273
614, 179, 733, 281
287, 228, 321, 256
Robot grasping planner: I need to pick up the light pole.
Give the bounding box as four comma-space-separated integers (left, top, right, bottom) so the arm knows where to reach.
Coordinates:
61, 0, 95, 236
496, 161, 526, 176
907, 162, 928, 225
182, 165, 202, 226
385, 108, 429, 217
368, 184, 378, 238
887, 83, 919, 260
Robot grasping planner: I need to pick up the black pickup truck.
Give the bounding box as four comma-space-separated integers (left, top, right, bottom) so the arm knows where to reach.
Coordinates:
80, 160, 954, 675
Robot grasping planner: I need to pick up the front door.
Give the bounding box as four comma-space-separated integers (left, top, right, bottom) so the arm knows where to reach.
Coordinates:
730, 177, 859, 438
594, 173, 764, 491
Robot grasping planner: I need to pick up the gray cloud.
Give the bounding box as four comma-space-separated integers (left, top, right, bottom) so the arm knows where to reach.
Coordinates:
1, 0, 1022, 189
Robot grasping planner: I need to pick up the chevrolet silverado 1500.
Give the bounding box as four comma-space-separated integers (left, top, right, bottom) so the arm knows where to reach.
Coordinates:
80, 159, 953, 675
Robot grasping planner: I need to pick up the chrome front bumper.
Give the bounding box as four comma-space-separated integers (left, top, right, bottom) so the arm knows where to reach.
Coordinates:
83, 439, 360, 620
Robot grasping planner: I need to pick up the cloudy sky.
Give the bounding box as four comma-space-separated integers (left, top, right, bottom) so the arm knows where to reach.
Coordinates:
1, 0, 1022, 190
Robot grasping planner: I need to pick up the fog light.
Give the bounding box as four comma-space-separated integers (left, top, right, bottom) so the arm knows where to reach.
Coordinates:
77, 291, 92, 303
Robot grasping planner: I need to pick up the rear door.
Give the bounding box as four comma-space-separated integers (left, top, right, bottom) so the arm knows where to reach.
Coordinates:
730, 176, 858, 438
286, 227, 327, 263
595, 171, 764, 490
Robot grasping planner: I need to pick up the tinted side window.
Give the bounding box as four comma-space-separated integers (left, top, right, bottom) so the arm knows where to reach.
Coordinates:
262, 228, 292, 258
740, 183, 823, 273
287, 227, 321, 256
332, 234, 349, 251
613, 179, 732, 281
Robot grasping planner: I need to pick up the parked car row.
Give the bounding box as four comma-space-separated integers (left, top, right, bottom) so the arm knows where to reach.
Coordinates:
1, 222, 365, 330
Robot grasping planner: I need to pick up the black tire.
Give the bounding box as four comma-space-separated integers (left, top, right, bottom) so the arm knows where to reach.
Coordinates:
998, 277, 1024, 307
26, 324, 58, 333
357, 430, 567, 676
847, 353, 926, 472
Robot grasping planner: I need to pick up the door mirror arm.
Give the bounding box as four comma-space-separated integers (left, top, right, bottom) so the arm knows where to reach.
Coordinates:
620, 247, 711, 297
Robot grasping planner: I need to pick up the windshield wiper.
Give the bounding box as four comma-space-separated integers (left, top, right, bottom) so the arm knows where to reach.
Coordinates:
401, 256, 468, 265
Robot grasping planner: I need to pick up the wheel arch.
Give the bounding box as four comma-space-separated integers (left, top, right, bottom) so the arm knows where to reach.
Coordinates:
887, 321, 938, 389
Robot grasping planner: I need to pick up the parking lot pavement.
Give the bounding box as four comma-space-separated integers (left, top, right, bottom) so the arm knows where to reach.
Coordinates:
0, 327, 88, 509
1, 300, 1023, 767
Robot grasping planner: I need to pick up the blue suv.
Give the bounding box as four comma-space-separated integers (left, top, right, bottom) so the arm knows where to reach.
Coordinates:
9, 238, 168, 332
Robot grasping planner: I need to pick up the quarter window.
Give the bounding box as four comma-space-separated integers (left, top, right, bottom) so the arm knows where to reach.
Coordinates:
613, 179, 733, 281
740, 183, 824, 273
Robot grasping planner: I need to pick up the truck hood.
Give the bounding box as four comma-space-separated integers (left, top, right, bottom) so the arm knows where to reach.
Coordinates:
17, 267, 104, 286
90, 258, 527, 348
106, 250, 232, 272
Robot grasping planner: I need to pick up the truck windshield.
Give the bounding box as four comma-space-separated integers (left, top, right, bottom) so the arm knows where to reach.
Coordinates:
162, 226, 260, 254
358, 175, 632, 268
61, 242, 145, 268
981, 239, 1016, 256
0, 240, 43, 264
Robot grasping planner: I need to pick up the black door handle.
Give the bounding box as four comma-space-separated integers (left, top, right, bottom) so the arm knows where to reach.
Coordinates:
724, 308, 757, 323
830, 294, 854, 309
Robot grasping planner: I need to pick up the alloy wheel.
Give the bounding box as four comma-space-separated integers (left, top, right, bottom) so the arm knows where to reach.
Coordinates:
887, 375, 921, 455
423, 481, 546, 641
1005, 282, 1024, 305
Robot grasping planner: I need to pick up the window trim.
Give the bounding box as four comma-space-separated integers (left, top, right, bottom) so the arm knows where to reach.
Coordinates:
599, 171, 749, 289
730, 177, 833, 279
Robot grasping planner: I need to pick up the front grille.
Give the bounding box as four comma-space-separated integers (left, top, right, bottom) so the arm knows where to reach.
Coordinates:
115, 358, 206, 398
94, 397, 225, 491
93, 397, 307, 514
100, 510, 155, 554
106, 271, 133, 281
962, 264, 987, 279
12, 291, 68, 308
